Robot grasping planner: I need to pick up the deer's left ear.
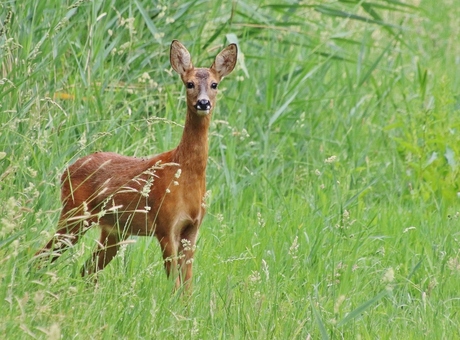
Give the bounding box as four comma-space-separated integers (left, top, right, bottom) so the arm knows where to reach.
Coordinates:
211, 44, 238, 78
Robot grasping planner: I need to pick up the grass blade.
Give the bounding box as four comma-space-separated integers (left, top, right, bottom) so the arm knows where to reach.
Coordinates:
269, 91, 298, 127
312, 302, 330, 340
337, 290, 388, 327
135, 0, 159, 38
315, 5, 404, 30
358, 41, 392, 86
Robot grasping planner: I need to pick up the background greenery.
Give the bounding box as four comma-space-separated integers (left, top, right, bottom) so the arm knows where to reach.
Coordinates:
1, 0, 460, 338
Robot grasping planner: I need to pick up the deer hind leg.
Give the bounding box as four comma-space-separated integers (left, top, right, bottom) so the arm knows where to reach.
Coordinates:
81, 227, 124, 276
159, 235, 181, 289
34, 209, 92, 264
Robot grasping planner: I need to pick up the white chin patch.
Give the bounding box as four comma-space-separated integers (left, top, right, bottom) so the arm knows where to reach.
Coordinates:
196, 109, 210, 116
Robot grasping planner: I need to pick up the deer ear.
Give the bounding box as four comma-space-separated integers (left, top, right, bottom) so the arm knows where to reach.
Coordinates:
211, 43, 238, 78
170, 40, 193, 75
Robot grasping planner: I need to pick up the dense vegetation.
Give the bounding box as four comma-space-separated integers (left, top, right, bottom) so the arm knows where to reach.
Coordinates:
1, 0, 460, 338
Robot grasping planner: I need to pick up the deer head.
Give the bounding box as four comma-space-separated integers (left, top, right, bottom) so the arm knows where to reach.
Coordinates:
170, 40, 238, 116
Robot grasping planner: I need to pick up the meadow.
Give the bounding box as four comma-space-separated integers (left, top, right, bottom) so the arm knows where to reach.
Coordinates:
1, 0, 460, 338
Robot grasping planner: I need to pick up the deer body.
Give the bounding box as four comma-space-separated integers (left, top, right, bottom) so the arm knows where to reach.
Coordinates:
35, 40, 237, 289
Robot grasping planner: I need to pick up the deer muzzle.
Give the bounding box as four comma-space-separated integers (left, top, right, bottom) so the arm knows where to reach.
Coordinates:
195, 99, 212, 115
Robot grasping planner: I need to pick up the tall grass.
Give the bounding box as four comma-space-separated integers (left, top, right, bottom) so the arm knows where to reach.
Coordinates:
1, 0, 460, 338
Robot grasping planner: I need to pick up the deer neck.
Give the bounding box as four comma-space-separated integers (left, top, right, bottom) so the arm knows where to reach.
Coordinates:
174, 109, 211, 177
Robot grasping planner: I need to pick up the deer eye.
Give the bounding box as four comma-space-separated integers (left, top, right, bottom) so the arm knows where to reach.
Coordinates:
211, 82, 218, 90
186, 82, 194, 89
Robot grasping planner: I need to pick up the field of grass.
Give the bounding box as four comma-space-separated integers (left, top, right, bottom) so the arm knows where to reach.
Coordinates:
1, 0, 460, 338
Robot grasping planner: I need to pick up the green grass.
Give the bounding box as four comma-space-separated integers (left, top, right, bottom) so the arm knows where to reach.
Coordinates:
2, 0, 460, 338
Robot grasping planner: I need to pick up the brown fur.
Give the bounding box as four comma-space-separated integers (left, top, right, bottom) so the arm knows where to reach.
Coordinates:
35, 40, 237, 290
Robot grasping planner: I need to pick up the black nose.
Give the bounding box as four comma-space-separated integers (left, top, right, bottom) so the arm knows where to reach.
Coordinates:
195, 99, 211, 111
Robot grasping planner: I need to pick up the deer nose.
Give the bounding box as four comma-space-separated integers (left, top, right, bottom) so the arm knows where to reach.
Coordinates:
195, 99, 211, 111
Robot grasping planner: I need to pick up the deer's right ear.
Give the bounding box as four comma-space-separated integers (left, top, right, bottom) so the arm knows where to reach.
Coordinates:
170, 40, 193, 75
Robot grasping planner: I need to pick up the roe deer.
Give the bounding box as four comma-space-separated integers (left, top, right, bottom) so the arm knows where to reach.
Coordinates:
35, 40, 238, 289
